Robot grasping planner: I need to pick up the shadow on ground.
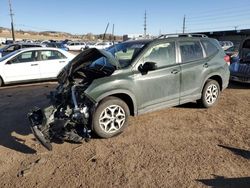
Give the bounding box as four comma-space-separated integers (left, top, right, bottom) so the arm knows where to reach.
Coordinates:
197, 175, 250, 188
218, 145, 250, 160
176, 102, 199, 109
0, 84, 55, 154
228, 81, 250, 89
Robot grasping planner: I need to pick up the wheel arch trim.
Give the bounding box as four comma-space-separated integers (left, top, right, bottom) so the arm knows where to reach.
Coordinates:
95, 89, 138, 116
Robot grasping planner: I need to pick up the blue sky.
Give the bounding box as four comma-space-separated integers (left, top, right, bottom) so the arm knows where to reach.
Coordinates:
1, 0, 250, 35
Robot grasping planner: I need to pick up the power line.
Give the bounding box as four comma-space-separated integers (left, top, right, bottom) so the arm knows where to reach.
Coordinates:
187, 23, 250, 32
187, 20, 250, 28
187, 12, 250, 23
15, 24, 53, 31
187, 3, 250, 19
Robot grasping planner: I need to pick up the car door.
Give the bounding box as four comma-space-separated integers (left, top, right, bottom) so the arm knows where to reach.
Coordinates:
3, 50, 40, 82
74, 42, 81, 50
38, 50, 68, 79
68, 43, 75, 51
178, 40, 207, 103
133, 41, 181, 112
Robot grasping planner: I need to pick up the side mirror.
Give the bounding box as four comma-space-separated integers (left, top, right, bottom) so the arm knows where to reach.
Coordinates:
122, 48, 127, 53
5, 60, 12, 65
138, 62, 157, 75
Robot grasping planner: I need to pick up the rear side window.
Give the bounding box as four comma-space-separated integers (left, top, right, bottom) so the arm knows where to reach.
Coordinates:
179, 41, 203, 63
201, 40, 218, 57
40, 50, 66, 60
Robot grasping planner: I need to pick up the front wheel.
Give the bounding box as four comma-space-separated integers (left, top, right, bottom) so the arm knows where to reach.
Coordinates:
197, 79, 220, 108
0, 77, 4, 87
92, 96, 130, 138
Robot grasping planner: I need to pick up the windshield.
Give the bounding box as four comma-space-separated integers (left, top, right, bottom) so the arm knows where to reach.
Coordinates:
107, 41, 149, 68
0, 50, 20, 62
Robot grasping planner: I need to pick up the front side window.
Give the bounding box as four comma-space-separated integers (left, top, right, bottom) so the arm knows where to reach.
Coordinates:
179, 41, 203, 63
141, 42, 176, 68
10, 51, 38, 63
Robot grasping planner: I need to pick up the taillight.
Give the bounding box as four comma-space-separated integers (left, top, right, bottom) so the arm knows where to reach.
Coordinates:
224, 55, 230, 65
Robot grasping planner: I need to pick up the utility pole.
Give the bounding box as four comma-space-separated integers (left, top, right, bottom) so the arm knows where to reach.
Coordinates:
144, 10, 147, 38
112, 24, 115, 44
182, 15, 186, 34
103, 22, 109, 41
8, 0, 15, 42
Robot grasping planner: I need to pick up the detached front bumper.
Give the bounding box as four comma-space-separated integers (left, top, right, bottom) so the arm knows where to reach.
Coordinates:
28, 107, 53, 150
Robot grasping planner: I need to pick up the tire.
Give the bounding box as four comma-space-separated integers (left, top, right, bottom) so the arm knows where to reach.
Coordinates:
0, 77, 3, 87
92, 96, 130, 138
197, 79, 220, 108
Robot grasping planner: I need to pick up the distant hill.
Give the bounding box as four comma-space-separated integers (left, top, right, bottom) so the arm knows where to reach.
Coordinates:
0, 27, 122, 41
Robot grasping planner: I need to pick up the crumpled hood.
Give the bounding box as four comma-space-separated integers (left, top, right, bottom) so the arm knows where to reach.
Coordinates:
69, 48, 119, 75
57, 48, 119, 84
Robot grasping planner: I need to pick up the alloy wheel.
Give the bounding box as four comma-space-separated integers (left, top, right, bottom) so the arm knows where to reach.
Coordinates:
99, 105, 126, 134
205, 84, 219, 105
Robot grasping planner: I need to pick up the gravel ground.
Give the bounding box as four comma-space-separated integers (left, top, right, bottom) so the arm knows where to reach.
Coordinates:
0, 82, 249, 188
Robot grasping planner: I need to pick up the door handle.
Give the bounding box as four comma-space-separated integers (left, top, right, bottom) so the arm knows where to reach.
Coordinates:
31, 64, 38, 66
171, 69, 179, 74
203, 63, 209, 68
59, 61, 66, 63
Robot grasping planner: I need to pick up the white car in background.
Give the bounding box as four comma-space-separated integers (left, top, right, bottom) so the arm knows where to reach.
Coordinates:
0, 47, 75, 86
93, 42, 113, 49
219, 41, 234, 50
85, 42, 113, 50
66, 42, 86, 51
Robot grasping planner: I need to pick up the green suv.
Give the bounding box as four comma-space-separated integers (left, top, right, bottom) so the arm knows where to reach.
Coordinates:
28, 34, 230, 150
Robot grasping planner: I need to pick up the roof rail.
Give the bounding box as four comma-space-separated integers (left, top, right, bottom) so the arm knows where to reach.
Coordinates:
157, 33, 208, 39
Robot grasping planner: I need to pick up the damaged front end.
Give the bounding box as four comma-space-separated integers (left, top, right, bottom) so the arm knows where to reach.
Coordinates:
28, 84, 94, 150
28, 48, 118, 150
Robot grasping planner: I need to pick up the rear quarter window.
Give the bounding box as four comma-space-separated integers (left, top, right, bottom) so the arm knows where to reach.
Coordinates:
201, 40, 219, 57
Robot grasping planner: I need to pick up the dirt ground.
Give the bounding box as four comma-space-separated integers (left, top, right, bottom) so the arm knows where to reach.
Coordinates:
0, 82, 249, 188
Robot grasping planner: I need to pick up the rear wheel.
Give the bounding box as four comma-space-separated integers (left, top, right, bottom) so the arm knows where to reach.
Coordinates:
92, 96, 130, 138
198, 79, 220, 108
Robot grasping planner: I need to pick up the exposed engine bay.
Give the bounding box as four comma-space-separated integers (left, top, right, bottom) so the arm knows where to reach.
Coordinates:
27, 48, 117, 150
28, 84, 93, 150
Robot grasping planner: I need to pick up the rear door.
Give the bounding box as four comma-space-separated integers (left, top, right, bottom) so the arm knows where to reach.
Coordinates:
178, 40, 208, 103
3, 50, 40, 82
38, 50, 68, 79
